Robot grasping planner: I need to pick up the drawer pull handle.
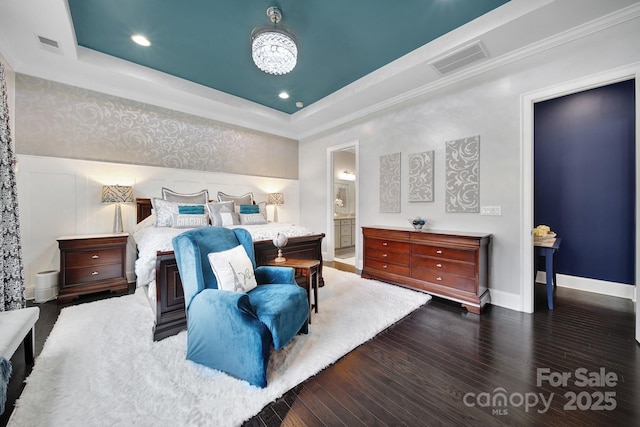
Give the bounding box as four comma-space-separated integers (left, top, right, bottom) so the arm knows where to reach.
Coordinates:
91, 271, 99, 276
382, 242, 388, 246
383, 265, 388, 269
92, 255, 99, 259
436, 263, 443, 268
383, 253, 388, 257
436, 276, 442, 281
436, 250, 443, 254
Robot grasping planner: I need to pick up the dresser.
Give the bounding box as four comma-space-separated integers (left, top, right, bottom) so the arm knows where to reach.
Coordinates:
57, 233, 129, 301
362, 226, 491, 314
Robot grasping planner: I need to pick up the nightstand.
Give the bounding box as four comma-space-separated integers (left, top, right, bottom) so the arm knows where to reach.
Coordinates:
57, 233, 129, 301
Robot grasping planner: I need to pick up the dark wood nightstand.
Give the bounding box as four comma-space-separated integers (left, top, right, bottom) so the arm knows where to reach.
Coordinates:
57, 233, 129, 302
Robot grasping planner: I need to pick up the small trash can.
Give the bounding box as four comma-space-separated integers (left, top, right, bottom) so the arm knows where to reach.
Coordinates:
35, 270, 58, 303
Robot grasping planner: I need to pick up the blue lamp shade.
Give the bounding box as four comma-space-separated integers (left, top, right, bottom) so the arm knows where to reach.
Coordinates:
101, 185, 133, 233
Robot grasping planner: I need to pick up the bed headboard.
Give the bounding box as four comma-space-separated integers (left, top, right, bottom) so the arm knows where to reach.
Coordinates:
136, 198, 153, 223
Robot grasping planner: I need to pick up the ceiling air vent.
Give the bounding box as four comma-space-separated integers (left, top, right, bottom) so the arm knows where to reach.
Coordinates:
38, 35, 59, 48
430, 41, 488, 75
36, 35, 63, 55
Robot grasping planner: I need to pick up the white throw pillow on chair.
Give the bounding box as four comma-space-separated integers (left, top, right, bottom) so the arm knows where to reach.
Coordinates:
207, 245, 257, 293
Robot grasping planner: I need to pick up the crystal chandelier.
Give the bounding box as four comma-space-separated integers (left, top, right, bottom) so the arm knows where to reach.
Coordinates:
251, 7, 297, 75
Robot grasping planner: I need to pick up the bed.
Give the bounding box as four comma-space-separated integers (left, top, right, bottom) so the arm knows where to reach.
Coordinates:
134, 198, 325, 341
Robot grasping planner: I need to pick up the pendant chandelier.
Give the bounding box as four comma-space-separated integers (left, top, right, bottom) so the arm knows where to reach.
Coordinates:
251, 6, 297, 75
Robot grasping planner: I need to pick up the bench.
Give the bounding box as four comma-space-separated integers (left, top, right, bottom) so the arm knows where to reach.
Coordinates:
0, 307, 40, 364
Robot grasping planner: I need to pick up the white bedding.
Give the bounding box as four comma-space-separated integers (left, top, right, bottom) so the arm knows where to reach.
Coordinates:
132, 216, 314, 288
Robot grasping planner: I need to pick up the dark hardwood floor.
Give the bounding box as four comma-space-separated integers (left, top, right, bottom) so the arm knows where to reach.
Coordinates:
2, 280, 638, 427
243, 280, 639, 426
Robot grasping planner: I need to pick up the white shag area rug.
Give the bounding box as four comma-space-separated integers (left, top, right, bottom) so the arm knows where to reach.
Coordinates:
9, 267, 430, 427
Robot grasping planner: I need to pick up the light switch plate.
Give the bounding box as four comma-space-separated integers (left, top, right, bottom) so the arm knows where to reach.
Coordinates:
480, 205, 502, 216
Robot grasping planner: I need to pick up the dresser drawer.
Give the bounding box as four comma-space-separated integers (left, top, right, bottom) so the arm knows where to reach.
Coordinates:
340, 235, 353, 247
411, 256, 475, 278
363, 228, 410, 241
366, 248, 410, 265
365, 258, 410, 277
65, 248, 123, 267
365, 238, 410, 253
411, 244, 476, 263
411, 268, 476, 293
64, 264, 124, 286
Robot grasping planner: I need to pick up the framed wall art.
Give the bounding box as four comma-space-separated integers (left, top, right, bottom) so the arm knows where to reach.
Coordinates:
379, 152, 401, 213
408, 150, 434, 202
445, 135, 480, 213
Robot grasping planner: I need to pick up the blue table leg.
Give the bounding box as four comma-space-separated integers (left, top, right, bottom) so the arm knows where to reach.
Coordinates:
545, 251, 554, 310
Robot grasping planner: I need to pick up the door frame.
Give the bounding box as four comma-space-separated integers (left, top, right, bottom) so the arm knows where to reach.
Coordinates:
520, 63, 640, 342
326, 140, 360, 267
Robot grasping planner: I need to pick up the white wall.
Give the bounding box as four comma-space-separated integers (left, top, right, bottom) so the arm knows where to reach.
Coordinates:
299, 15, 640, 311
16, 155, 301, 299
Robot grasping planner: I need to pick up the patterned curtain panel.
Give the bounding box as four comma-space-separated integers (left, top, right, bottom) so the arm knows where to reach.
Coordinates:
0, 63, 26, 311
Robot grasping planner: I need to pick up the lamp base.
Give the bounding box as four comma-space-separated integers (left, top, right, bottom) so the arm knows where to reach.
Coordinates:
274, 248, 286, 263
113, 203, 123, 234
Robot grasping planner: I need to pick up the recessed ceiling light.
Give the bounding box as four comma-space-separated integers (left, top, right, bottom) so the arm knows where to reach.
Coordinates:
278, 92, 290, 99
296, 101, 304, 108
131, 34, 151, 47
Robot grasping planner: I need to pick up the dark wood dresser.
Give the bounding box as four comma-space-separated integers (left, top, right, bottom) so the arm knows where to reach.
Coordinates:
57, 233, 129, 301
362, 226, 491, 314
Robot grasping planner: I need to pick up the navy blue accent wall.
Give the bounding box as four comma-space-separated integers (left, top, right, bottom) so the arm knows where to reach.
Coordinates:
534, 79, 635, 285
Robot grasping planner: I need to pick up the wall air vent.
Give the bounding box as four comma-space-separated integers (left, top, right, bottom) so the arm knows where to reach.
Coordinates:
430, 41, 488, 75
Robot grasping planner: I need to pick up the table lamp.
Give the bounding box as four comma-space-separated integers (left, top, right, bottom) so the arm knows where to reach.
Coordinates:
267, 192, 284, 222
101, 185, 134, 233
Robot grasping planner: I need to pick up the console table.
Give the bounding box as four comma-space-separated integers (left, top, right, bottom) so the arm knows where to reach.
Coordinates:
534, 237, 562, 310
362, 226, 491, 314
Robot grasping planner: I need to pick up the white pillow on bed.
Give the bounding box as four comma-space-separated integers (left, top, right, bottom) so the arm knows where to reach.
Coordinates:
162, 188, 209, 204
172, 213, 209, 228
152, 198, 207, 227
207, 245, 257, 293
206, 201, 239, 226
239, 213, 267, 225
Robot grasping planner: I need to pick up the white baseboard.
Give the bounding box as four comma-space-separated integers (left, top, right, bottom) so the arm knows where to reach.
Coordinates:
487, 289, 523, 312
536, 272, 635, 301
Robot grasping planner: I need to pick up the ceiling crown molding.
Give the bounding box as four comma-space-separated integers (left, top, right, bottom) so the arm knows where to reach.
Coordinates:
294, 2, 640, 140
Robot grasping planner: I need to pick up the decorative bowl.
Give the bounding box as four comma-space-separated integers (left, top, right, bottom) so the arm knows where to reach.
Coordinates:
408, 217, 427, 230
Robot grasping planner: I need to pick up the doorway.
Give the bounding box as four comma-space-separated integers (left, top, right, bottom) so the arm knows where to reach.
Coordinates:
521, 65, 639, 342
327, 141, 359, 268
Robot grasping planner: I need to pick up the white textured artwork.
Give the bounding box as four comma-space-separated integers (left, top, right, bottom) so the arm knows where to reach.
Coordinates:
446, 135, 480, 213
380, 152, 401, 213
408, 151, 434, 202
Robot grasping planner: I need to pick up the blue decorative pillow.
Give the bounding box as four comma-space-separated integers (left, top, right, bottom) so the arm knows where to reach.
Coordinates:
239, 204, 260, 214
178, 205, 205, 215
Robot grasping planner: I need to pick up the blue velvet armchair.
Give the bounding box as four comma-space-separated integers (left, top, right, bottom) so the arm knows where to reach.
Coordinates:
172, 227, 309, 387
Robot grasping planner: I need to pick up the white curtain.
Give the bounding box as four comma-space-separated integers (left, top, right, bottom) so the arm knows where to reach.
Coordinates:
0, 62, 25, 311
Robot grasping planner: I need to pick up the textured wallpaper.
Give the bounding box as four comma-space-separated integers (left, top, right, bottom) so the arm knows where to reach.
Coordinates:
14, 74, 298, 179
